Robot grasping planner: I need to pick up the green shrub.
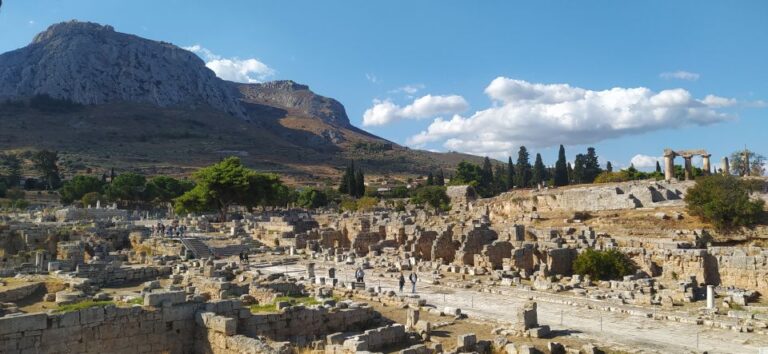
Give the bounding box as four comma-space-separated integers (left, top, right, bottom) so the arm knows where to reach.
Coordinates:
684, 174, 765, 231
573, 249, 636, 280
54, 300, 114, 313
410, 186, 450, 211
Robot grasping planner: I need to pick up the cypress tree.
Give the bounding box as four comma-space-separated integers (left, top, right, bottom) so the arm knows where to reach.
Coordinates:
435, 169, 445, 186
354, 169, 365, 197
567, 162, 573, 183
515, 146, 531, 188
507, 156, 515, 189
493, 164, 507, 195
426, 172, 434, 186
480, 156, 494, 195
655, 161, 662, 174
584, 147, 602, 183
532, 153, 547, 187
573, 154, 586, 184
554, 145, 568, 186
606, 161, 613, 173
347, 161, 357, 196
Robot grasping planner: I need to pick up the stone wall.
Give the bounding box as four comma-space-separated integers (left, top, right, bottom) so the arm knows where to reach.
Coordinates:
484, 180, 692, 219
238, 303, 378, 341
0, 282, 42, 303
0, 301, 209, 354
70, 264, 172, 286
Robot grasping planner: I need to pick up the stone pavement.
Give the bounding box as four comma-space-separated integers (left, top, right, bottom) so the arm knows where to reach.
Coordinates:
256, 261, 768, 354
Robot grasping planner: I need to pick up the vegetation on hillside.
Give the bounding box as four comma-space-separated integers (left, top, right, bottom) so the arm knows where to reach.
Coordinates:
573, 249, 636, 280
684, 174, 765, 231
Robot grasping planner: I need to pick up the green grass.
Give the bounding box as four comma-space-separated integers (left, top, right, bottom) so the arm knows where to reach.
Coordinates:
249, 295, 331, 313
54, 300, 114, 313
126, 297, 144, 306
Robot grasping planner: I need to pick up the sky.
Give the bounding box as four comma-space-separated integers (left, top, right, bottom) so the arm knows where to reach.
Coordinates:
1, 1, 767, 171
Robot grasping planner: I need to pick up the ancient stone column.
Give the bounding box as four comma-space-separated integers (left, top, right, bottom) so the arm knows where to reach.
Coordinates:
35, 251, 45, 271
407, 308, 420, 330
721, 157, 730, 175
706, 285, 715, 309
744, 150, 750, 176
683, 156, 693, 180
306, 262, 315, 278
702, 154, 711, 175
663, 151, 675, 181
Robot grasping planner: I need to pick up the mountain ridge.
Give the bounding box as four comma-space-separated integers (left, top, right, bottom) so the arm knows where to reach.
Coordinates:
0, 20, 484, 181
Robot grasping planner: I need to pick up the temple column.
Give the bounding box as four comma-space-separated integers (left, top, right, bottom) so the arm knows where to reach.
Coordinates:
721, 157, 730, 175
702, 154, 711, 175
683, 155, 693, 180
664, 152, 675, 181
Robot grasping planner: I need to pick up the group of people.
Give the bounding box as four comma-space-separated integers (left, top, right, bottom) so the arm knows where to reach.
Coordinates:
152, 223, 186, 238
354, 268, 419, 293
239, 250, 249, 264
399, 272, 418, 293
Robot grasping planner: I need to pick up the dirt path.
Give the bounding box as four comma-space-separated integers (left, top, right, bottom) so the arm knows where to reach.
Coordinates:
254, 260, 768, 354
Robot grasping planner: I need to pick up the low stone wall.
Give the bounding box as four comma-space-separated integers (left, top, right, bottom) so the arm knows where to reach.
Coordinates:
239, 303, 378, 341
70, 265, 172, 286
0, 282, 42, 303
0, 298, 243, 354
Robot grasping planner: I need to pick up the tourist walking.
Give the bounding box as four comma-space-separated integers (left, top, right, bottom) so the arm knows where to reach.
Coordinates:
355, 267, 365, 283
409, 272, 418, 293
398, 273, 405, 293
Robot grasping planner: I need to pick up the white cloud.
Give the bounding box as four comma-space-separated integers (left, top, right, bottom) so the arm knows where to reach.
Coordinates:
701, 95, 737, 107
365, 73, 379, 84
630, 154, 660, 169
660, 70, 700, 81
28, 20, 36, 26
184, 44, 274, 83
390, 84, 425, 95
407, 77, 736, 157
362, 94, 469, 127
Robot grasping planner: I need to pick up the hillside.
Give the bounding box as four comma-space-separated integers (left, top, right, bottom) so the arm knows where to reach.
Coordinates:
0, 20, 483, 183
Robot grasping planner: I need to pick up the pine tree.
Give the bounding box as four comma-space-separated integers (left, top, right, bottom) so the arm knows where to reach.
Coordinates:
531, 153, 547, 187
426, 172, 434, 186
655, 161, 662, 174
606, 161, 613, 173
573, 154, 586, 184
583, 147, 602, 183
554, 145, 568, 186
515, 146, 532, 188
435, 169, 445, 186
507, 156, 515, 189
354, 169, 365, 198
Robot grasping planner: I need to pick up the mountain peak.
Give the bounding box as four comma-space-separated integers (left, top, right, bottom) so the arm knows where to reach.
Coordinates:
32, 20, 115, 44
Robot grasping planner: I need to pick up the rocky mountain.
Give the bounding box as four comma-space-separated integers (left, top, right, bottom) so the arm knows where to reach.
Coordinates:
0, 21, 247, 118
0, 20, 483, 181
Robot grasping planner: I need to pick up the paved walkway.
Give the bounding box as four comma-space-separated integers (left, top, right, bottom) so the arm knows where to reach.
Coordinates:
254, 261, 767, 354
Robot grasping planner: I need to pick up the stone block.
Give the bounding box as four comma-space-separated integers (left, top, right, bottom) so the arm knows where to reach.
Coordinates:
528, 325, 550, 338
457, 333, 476, 351
0, 313, 48, 335
144, 290, 186, 307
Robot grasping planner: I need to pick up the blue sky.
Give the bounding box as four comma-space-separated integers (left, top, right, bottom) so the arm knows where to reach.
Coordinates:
1, 1, 767, 171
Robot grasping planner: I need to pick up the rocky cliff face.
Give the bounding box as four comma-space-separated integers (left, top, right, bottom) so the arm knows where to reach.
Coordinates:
0, 21, 247, 118
0, 20, 355, 128
237, 80, 351, 127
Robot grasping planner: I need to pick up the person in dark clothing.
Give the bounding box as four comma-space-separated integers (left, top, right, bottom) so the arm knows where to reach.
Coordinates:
409, 272, 418, 293
398, 273, 406, 293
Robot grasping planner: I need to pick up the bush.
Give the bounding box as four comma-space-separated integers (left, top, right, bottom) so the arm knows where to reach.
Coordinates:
684, 174, 765, 230
296, 188, 328, 209
410, 186, 450, 211
573, 249, 636, 280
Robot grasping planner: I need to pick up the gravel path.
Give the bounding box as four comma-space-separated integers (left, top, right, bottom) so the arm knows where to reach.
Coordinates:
254, 260, 767, 354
